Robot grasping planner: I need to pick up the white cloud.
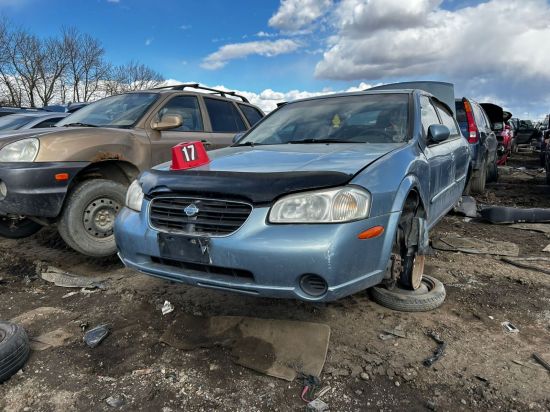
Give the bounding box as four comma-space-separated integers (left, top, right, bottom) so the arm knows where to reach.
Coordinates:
201, 39, 301, 70
106, 0, 120, 3
145, 38, 153, 46
269, 0, 333, 32
180, 24, 191, 30
160, 80, 372, 113
256, 31, 278, 38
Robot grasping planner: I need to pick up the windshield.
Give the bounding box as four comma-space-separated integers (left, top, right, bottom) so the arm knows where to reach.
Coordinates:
57, 92, 159, 128
0, 114, 34, 131
239, 94, 409, 145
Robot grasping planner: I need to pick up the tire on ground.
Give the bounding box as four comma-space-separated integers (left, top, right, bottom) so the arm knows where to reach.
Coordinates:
0, 321, 30, 383
487, 156, 499, 183
369, 275, 446, 312
0, 218, 42, 239
470, 158, 487, 194
58, 179, 127, 257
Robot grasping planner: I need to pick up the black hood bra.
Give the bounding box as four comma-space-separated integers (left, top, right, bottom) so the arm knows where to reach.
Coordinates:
140, 169, 353, 205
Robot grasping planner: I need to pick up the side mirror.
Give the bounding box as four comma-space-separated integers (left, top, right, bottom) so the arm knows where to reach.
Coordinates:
232, 132, 245, 144
427, 124, 450, 143
151, 114, 182, 131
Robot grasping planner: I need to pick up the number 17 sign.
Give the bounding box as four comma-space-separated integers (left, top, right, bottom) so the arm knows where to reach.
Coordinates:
170, 141, 210, 170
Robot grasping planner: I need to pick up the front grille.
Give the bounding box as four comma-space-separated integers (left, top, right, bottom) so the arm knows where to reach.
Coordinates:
150, 256, 254, 280
149, 196, 252, 236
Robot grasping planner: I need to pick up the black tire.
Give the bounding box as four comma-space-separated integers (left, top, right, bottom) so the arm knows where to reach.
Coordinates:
0, 217, 42, 239
58, 179, 126, 257
487, 155, 499, 183
0, 321, 30, 383
470, 158, 487, 194
370, 276, 446, 312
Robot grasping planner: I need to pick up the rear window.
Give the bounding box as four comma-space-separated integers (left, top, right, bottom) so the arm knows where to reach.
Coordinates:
238, 104, 263, 126
455, 101, 466, 123
204, 98, 247, 133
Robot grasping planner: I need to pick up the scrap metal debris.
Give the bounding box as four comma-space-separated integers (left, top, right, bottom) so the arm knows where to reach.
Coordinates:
453, 196, 478, 218
423, 331, 446, 367
41, 266, 105, 289
161, 314, 330, 381
298, 373, 322, 403
432, 236, 519, 257
501, 321, 520, 333
83, 324, 110, 348
306, 398, 329, 412
501, 257, 550, 275
532, 353, 550, 373
161, 300, 175, 315
508, 223, 550, 235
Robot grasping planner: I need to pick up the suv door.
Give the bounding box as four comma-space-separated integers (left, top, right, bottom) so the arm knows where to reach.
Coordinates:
472, 102, 497, 165
516, 120, 536, 145
202, 97, 248, 149
149, 94, 207, 166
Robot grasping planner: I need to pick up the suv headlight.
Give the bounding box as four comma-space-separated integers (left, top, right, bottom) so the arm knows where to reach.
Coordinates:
269, 186, 371, 223
126, 180, 144, 212
0, 138, 40, 162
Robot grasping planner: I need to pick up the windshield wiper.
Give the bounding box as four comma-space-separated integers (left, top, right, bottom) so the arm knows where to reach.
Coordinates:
235, 141, 262, 147
289, 138, 358, 144
63, 122, 98, 128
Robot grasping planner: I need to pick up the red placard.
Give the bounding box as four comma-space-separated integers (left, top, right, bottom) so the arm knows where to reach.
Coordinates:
170, 141, 210, 170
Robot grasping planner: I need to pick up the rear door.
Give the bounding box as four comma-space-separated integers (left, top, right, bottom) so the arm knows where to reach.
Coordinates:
202, 97, 248, 149
149, 94, 208, 166
516, 120, 536, 144
473, 103, 498, 163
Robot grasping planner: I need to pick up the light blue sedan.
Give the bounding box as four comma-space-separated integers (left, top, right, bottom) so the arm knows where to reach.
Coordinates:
115, 86, 470, 302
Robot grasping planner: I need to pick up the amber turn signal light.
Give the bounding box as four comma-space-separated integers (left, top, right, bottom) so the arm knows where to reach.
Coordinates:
55, 173, 69, 181
357, 226, 384, 239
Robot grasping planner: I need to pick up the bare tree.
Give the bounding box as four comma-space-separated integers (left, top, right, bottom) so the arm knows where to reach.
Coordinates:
63, 27, 107, 102
9, 30, 43, 107
0, 19, 24, 106
36, 36, 70, 106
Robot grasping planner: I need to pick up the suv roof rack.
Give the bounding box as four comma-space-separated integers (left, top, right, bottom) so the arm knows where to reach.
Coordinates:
153, 83, 250, 103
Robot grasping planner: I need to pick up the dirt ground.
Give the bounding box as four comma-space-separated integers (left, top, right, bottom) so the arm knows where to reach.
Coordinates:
1, 151, 549, 412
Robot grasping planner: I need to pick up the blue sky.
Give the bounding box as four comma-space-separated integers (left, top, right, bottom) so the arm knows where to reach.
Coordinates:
2, 0, 550, 118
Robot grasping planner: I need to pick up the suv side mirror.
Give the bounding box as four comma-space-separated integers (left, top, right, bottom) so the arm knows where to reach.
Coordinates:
232, 132, 245, 144
151, 114, 182, 131
427, 124, 450, 143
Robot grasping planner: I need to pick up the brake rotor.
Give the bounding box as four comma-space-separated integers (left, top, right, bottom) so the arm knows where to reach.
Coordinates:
411, 254, 425, 290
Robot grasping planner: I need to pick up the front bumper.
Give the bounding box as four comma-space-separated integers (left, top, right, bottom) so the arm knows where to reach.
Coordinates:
0, 162, 89, 217
115, 201, 400, 302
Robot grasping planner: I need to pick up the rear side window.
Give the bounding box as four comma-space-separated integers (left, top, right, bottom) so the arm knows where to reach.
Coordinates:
420, 96, 440, 133
238, 103, 263, 126
204, 98, 247, 132
472, 103, 488, 129
157, 95, 203, 131
434, 103, 459, 136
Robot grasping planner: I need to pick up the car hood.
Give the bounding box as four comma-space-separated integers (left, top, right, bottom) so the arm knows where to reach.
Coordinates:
160, 143, 403, 175
0, 127, 130, 149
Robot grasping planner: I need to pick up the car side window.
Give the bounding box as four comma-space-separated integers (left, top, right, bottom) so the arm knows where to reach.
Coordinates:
157, 95, 204, 132
204, 98, 247, 132
238, 103, 263, 126
434, 103, 459, 136
420, 96, 441, 134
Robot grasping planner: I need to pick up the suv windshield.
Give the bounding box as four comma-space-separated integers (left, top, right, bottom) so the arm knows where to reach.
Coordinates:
239, 93, 409, 145
57, 92, 159, 128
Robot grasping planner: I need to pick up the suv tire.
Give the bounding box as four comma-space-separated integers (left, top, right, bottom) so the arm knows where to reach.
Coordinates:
0, 321, 30, 383
58, 179, 126, 257
487, 155, 499, 183
470, 158, 487, 194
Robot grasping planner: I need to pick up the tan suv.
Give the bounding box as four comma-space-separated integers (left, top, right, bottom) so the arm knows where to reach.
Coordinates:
0, 84, 264, 256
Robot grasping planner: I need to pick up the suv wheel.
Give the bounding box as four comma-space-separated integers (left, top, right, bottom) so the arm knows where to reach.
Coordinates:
470, 158, 487, 194
58, 179, 126, 257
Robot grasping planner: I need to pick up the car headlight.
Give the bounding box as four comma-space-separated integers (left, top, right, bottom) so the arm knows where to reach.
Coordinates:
0, 138, 40, 162
126, 180, 144, 212
269, 186, 371, 223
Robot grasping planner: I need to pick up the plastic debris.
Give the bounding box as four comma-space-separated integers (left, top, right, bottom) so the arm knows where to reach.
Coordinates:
501, 321, 519, 333
453, 196, 478, 218
306, 399, 329, 412
161, 300, 175, 315
423, 331, 446, 367
41, 266, 105, 289
83, 324, 110, 348
105, 395, 125, 408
